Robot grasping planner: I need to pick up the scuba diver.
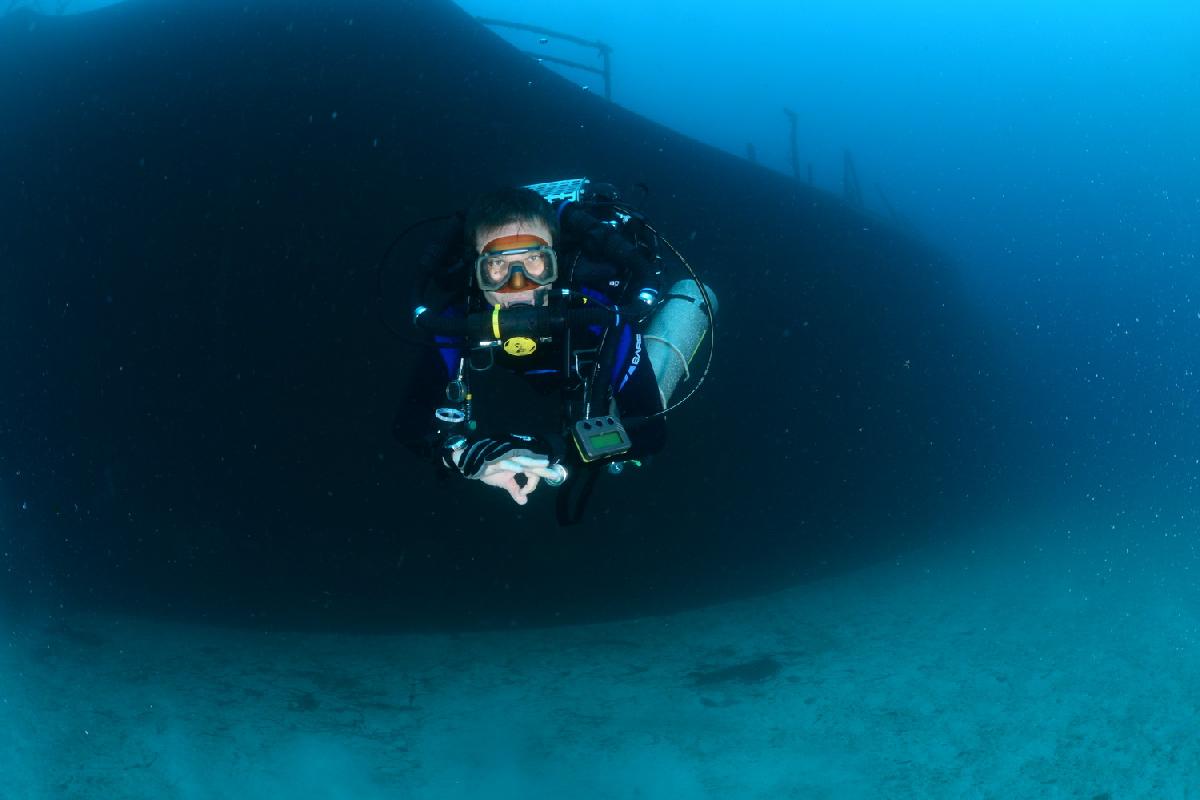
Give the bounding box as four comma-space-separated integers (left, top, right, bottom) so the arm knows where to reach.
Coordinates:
392, 178, 716, 524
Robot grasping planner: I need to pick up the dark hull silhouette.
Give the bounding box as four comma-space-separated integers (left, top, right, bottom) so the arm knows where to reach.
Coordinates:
0, 0, 1001, 629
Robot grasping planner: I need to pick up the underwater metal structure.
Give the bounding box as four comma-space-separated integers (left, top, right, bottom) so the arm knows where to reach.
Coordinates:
478, 16, 613, 101
0, 0, 1001, 628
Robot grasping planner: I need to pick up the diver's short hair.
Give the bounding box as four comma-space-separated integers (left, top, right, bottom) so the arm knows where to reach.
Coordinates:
464, 187, 559, 251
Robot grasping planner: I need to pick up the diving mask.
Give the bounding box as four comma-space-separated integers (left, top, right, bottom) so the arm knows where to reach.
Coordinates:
475, 234, 558, 293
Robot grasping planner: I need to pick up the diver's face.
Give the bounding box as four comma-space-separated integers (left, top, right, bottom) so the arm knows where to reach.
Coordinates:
475, 219, 554, 308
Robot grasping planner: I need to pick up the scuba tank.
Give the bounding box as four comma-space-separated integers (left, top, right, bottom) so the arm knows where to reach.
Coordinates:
644, 279, 719, 409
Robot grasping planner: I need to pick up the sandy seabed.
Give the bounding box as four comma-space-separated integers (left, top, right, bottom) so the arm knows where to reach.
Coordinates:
5, 505, 1199, 799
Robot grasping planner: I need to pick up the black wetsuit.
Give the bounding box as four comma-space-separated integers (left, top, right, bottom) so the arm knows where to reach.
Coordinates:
394, 204, 668, 491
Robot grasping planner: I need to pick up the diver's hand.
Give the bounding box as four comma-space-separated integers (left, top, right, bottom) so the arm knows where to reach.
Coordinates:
445, 437, 568, 505
477, 451, 567, 505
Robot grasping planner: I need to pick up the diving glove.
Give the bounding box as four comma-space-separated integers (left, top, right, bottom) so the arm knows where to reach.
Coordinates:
440, 433, 566, 484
